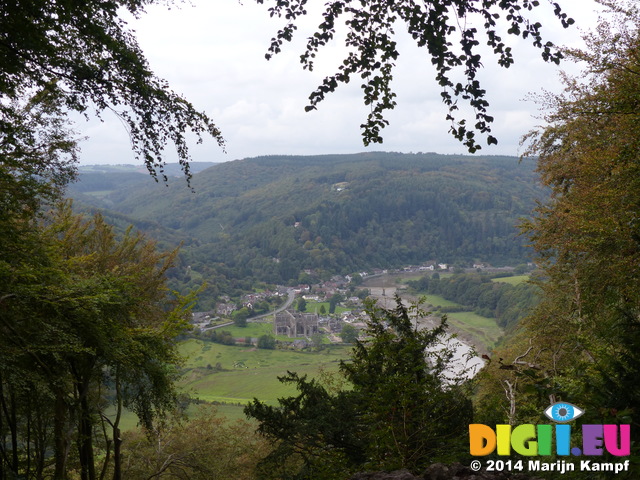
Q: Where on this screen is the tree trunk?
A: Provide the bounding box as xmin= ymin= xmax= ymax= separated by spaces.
xmin=112 ymin=368 xmax=122 ymax=480
xmin=78 ymin=385 xmax=96 ymax=480
xmin=53 ymin=392 xmax=69 ymax=480
xmin=0 ymin=379 xmax=19 ymax=478
xmin=112 ymin=427 xmax=122 ymax=480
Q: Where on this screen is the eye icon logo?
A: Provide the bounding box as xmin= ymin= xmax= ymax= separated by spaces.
xmin=544 ymin=402 xmax=584 ymax=423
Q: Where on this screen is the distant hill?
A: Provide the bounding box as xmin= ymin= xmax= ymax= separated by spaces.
xmin=68 ymin=152 xmax=547 ymax=308
xmin=76 ymin=161 xmax=218 ymax=175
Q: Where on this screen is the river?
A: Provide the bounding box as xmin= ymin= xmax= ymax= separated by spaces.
xmin=367 ymin=285 xmax=485 ymax=379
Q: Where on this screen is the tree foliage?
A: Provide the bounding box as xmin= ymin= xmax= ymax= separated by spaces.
xmin=485 ymin=1 xmax=640 ymax=459
xmin=233 ymin=306 xmax=250 ymax=327
xmin=296 ymin=297 xmax=307 ymax=312
xmin=245 ymin=297 xmax=472 ymax=478
xmin=121 ymin=406 xmax=270 ymax=480
xmin=0 ymin=204 xmax=192 ymax=479
xmin=0 ymin=88 xmax=79 ymax=222
xmin=342 ymin=298 xmax=473 ymax=471
xmin=1 ymin=0 xmax=224 ymax=181
xmin=245 ymin=371 xmax=365 ymax=479
xmin=71 ymin=153 xmax=544 ymax=307
xmin=257 ymin=334 xmax=277 ymax=349
xmin=339 ymin=323 xmax=358 ymax=343
xmin=255 ymin=0 xmax=573 ymax=151
xmin=64 ymin=152 xmax=545 ymax=311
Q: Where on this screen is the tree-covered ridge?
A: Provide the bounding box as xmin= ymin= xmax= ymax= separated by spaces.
xmin=69 ymin=152 xmax=547 ymax=306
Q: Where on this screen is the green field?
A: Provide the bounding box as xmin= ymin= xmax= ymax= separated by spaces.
xmin=179 ymin=339 xmax=351 ymax=405
xmin=491 ymin=275 xmax=529 ymax=285
xmin=209 ymin=320 xmax=303 ymax=342
xmin=419 ymin=294 xmax=460 ymax=309
xmin=445 ymin=311 xmax=503 ymax=349
xmin=416 ymin=294 xmax=503 ymax=349
xmin=109 ymin=340 xmax=351 ymax=429
xmin=303 ymin=300 xmax=350 ymax=315
xmin=114 ymin=302 xmax=502 ymax=429
xmin=214 ymin=321 xmax=274 ymax=339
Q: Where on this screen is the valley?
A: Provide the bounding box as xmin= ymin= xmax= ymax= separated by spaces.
xmin=169 ymin=268 xmax=528 ymax=423
xmin=70 ymin=152 xmax=546 ymax=309
xmin=70 ymin=153 xmax=541 ymax=425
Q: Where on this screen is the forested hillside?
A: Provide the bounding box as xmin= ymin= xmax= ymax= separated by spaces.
xmin=70 ymin=152 xmax=546 ymax=307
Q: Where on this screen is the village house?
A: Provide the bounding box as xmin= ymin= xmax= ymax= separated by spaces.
xmin=320 ymin=316 xmax=343 ymax=333
xmin=347 ymin=296 xmax=363 ymax=306
xmin=216 ymin=303 xmax=237 ymax=316
xmin=330 ymin=275 xmax=348 ymax=287
xmin=293 ymin=284 xmax=311 ymax=295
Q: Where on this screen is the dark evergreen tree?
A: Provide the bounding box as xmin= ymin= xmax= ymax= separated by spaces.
xmin=245 ymin=297 xmax=473 ymax=478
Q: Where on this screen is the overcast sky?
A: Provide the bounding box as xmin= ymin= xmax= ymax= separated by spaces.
xmin=76 ymin=0 xmax=604 ymax=166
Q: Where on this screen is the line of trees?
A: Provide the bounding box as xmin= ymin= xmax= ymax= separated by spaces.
xmin=516 ymin=0 xmax=640 ymax=430
xmin=1 ymin=202 xmax=194 ymax=479
xmin=473 ymin=5 xmax=640 ymax=473
xmin=407 ymin=272 xmax=540 ymax=330
xmin=1 ymin=1 xmax=218 ymax=477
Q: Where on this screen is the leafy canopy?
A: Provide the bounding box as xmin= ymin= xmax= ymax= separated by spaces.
xmin=255 ymin=0 xmax=574 ymax=152
xmin=1 ymin=0 xmax=225 ymax=181
xmin=497 ymin=0 xmax=640 ymax=439
xmin=0 ymin=203 xmax=193 ymax=478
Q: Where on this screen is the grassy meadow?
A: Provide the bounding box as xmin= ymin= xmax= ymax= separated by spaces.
xmin=214 ymin=321 xmax=273 ymax=339
xmin=445 ymin=311 xmax=503 ymax=349
xmin=419 ymin=294 xmax=503 ymax=349
xmin=112 ymin=290 xmax=504 ymax=428
xmin=110 ymin=302 xmax=502 ymax=428
xmin=179 ymin=339 xmax=351 ymax=405
xmin=302 ymin=300 xmax=350 ymax=315
xmin=419 ymin=294 xmax=461 ymax=309
xmin=491 ymin=274 xmax=529 ymax=285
